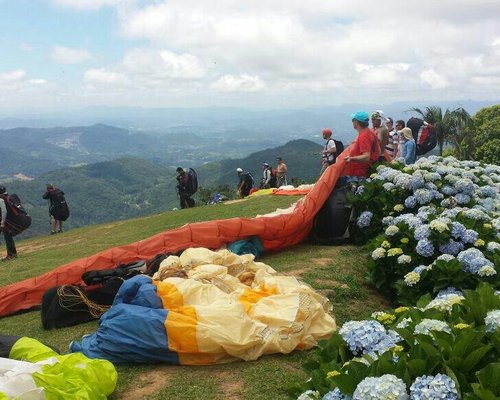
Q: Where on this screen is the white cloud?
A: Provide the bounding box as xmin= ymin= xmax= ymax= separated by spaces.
xmin=15 ymin=0 xmax=500 ymax=108
xmin=420 ymin=69 xmax=450 ymax=90
xmin=84 ymin=69 xmax=129 ymax=85
xmin=29 ymin=79 xmax=48 ymax=85
xmin=211 ymin=74 xmax=266 ymax=92
xmin=52 ymin=46 xmax=91 ymax=64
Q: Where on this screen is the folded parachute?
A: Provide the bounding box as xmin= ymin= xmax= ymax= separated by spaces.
xmin=70 ymin=248 xmax=336 ymax=365
xmin=0 ymin=336 xmax=117 ymax=399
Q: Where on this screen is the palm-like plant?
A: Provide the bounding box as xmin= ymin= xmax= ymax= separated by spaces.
xmin=408 ymin=106 xmax=472 ymax=158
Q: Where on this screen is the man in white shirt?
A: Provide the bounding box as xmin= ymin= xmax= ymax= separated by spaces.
xmin=320 ymin=128 xmax=337 ymax=174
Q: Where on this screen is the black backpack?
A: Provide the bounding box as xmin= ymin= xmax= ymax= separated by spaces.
xmin=334 ymin=140 xmax=344 ymax=157
xmin=244 ymin=172 xmax=254 ymax=188
xmin=311 ymin=186 xmax=353 ymax=244
xmin=187 ymin=168 xmax=198 ymax=194
xmin=407 ymin=117 xmax=437 ymax=156
xmin=1 ymin=194 xmax=32 ymax=236
xmin=50 ymin=189 xmax=70 ymax=221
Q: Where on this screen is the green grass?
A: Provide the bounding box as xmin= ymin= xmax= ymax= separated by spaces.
xmin=0 ymin=195 xmax=388 ymax=399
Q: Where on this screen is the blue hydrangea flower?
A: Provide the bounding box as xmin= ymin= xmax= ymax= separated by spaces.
xmin=322 ymin=387 xmax=351 ymax=400
xmin=462 ymin=208 xmax=489 ymax=221
xmin=455 ymin=178 xmax=476 ymax=195
xmin=357 ymin=211 xmax=373 ymax=228
xmin=416 ymin=239 xmax=435 ymax=257
xmin=383 ymin=182 xmax=395 ymax=191
xmin=455 ymin=193 xmax=471 ymax=204
xmin=410 ymin=374 xmax=458 ymax=400
xmin=450 ymin=222 xmax=466 ymax=239
xmin=405 ymin=196 xmax=417 ymax=209
xmin=353 ymin=375 xmax=408 ymax=400
xmin=414 ymin=189 xmax=433 ymax=205
xmin=409 ymin=174 xmax=425 ymax=191
xmin=461 ymin=229 xmax=479 ymax=244
xmin=424 ymin=181 xmax=438 ymax=191
xmin=479 ymin=185 xmax=498 ymax=198
xmin=441 ymin=185 xmax=456 ymax=196
xmin=439 ymin=239 xmax=464 ymax=256
xmin=457 ymin=248 xmax=493 ymax=274
xmin=339 ymin=320 xmax=401 ymax=356
xmin=414 ymin=225 xmax=431 ymax=240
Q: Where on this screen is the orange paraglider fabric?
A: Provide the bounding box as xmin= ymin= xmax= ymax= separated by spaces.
xmin=0 ymin=152 xmax=351 ymax=317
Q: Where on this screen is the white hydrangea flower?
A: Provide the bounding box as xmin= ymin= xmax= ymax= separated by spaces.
xmin=404 ymin=272 xmax=420 ymax=286
xmin=372 ymin=248 xmax=386 ymax=260
xmin=385 ymin=225 xmax=400 ymax=236
xmin=353 ymin=375 xmax=408 ymax=400
xmin=423 ymin=294 xmax=464 ymax=313
xmin=485 ymin=310 xmax=500 ymax=332
xmin=414 ymin=319 xmax=451 ymax=336
xmin=397 ymin=255 xmax=412 ymax=264
xmin=478 ymin=266 xmax=497 ymax=277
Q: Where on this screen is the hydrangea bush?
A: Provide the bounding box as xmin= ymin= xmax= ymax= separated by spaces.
xmin=291 ymin=157 xmax=500 ymax=400
xmin=290 ymin=284 xmax=500 ymax=399
xmin=349 ymin=157 xmax=500 ymax=302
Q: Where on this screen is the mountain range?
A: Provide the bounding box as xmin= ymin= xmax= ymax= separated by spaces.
xmin=6 ymin=138 xmax=322 ymax=238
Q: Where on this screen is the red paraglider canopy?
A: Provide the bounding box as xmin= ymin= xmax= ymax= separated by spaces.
xmin=0 ymin=152 xmax=358 ymax=317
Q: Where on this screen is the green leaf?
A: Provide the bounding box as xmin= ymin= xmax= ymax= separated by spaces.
xmin=463 ymin=345 xmax=492 ymax=371
xmin=406 ymin=359 xmax=426 ymax=377
xmin=476 ymin=363 xmax=500 ymax=396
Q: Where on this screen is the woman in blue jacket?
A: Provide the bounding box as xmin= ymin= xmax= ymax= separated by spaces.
xmin=401 ymin=127 xmax=416 ymax=164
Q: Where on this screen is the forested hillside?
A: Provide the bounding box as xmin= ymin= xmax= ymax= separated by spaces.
xmin=7 ymin=139 xmax=323 ymax=238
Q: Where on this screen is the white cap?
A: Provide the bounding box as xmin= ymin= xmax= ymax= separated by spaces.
xmin=236 ymin=168 xmax=243 ymax=172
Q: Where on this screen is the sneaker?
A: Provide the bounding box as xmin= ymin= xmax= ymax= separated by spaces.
xmin=51 ymin=231 xmax=56 ymax=235
xmin=1 ymin=254 xmax=17 ymax=261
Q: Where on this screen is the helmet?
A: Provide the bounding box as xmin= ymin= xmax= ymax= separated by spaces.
xmin=262 ymin=162 xmax=269 ymax=167
xmin=0 ymin=185 xmax=5 ymax=194
xmin=322 ymin=128 xmax=332 ymax=136
xmin=236 ymin=168 xmax=243 ymax=173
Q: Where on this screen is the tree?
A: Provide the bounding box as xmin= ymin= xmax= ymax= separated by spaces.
xmin=471 ymin=105 xmax=500 ymax=164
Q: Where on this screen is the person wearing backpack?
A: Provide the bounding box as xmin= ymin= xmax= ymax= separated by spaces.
xmin=236 ymin=168 xmax=254 ymax=198
xmin=43 ymin=184 xmax=70 ymax=234
xmin=260 ymin=162 xmax=276 ymax=189
xmin=176 ymin=167 xmax=195 ymax=209
xmin=320 ymin=128 xmax=344 ymax=174
xmin=0 ymin=185 xmax=17 ymax=261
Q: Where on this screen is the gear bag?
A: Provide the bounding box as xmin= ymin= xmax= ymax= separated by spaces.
xmin=407 ymin=117 xmax=437 ymax=156
xmin=49 ymin=189 xmax=70 ymax=221
xmin=311 ymin=186 xmax=353 ymax=244
xmin=1 ymin=194 xmax=32 ymax=236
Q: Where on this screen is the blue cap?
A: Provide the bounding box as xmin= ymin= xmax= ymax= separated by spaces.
xmin=350 ymin=111 xmax=370 ymax=123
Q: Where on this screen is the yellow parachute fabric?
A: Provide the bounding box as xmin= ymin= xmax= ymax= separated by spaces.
xmin=153 ymin=248 xmax=336 ymax=364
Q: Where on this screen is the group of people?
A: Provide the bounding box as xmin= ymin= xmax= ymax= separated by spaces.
xmin=0 ymin=183 xmax=69 ymax=261
xmin=236 ymin=157 xmax=288 ymax=198
xmin=321 ymin=110 xmax=416 ymax=173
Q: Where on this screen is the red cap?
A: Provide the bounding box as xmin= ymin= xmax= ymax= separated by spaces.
xmin=322 ymin=128 xmax=332 ymax=136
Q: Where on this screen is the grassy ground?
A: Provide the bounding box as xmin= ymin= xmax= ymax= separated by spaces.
xmin=0 ymin=195 xmax=388 ymax=399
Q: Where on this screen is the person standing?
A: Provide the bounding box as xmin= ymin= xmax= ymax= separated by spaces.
xmin=371 ymin=111 xmax=389 ymax=161
xmin=394 ymin=120 xmax=406 ymax=159
xmin=401 ymin=127 xmax=417 ymax=164
xmin=385 ymin=117 xmax=398 ymax=160
xmin=343 ymin=111 xmax=380 ymax=178
xmin=176 ymin=167 xmax=195 ymax=209
xmin=275 ymin=157 xmax=288 ymax=187
xmin=43 ymin=184 xmax=70 ymax=234
xmin=0 ymin=185 xmax=17 ymax=261
xmin=320 ymin=128 xmax=337 ymax=175
xmin=236 ymin=168 xmax=254 ymax=198
xmin=260 ymin=162 xmax=273 ymax=189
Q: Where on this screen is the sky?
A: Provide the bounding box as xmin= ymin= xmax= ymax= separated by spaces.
xmin=1 ymin=0 xmax=500 ymax=113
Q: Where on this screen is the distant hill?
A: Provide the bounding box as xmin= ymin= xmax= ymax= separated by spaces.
xmin=7 ymin=139 xmax=323 ymax=238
